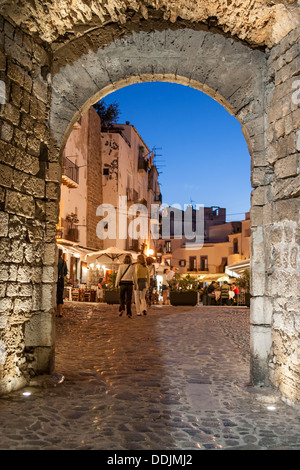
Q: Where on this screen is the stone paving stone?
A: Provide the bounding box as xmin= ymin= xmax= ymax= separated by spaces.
xmin=0 ymin=302 xmax=300 ymax=450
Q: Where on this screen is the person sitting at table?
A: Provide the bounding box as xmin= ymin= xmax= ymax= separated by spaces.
xmin=231 ymin=282 xmax=240 ymax=304
xmin=220 ymin=281 xmax=230 ymax=305
xmin=73 ymin=279 xmax=80 ymax=287
xmin=97 ymin=277 xmax=104 ymax=302
xmin=207 ymin=281 xmax=217 ymax=305
xmin=232 ymin=283 xmax=240 ymax=295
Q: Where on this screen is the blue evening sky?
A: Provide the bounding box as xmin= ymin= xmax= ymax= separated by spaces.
xmin=101 ymin=82 xmax=251 ymax=222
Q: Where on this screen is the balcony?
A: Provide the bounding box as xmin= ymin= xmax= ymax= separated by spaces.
xmin=62 ymin=157 xmax=79 ymax=188
xmin=154 ymin=192 xmax=162 ymax=203
xmin=56 ymin=217 xmax=80 ymax=242
xmin=127 ymin=239 xmax=139 ymax=252
xmin=187 ymin=268 xmax=209 ymax=273
xmin=138 ymin=157 xmax=148 ymax=172
xmin=102 ymin=126 xmax=131 ymax=147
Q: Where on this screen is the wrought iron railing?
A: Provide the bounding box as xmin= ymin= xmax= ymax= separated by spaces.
xmin=62 ymin=157 xmax=79 ymax=184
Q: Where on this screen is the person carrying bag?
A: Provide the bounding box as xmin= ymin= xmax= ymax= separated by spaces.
xmin=134 ymin=254 xmax=150 ymax=316
xmin=115 ymin=255 xmax=135 ymax=318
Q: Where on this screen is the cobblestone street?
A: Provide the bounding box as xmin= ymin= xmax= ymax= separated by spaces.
xmin=0 ymin=302 xmax=300 ymax=451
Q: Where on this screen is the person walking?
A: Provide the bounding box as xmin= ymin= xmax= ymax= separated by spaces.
xmin=162 ymin=268 xmax=169 ymax=305
xmin=56 ymin=249 xmax=68 ymax=318
xmin=115 ymin=255 xmax=135 ymax=318
xmin=134 ymin=254 xmax=150 ymax=316
xmin=146 ymin=256 xmax=156 ymax=307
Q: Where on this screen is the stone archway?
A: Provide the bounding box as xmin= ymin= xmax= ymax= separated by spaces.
xmin=50 ymin=25 xmax=268 ymax=385
xmin=0 ymin=5 xmax=299 ymax=404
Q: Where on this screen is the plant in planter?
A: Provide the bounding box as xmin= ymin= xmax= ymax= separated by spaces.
xmin=236 ymin=269 xmax=251 ymax=307
xmin=66 ymin=212 xmax=79 ymax=241
xmin=169 ymin=274 xmax=198 ymax=306
xmin=103 ymin=272 xmax=120 ymax=304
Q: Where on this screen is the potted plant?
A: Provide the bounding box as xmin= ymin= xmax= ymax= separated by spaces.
xmin=201 ymin=286 xmax=209 ymax=305
xmin=103 ymin=272 xmax=120 ymax=304
xmin=236 ymin=269 xmax=250 ymax=307
xmin=169 ymin=274 xmax=198 ymax=306
xmin=66 ymin=212 xmax=79 ymax=242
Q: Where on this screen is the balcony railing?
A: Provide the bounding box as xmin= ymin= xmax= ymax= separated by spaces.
xmin=62 ymin=157 xmax=79 ymax=187
xmin=154 ymin=193 xmax=162 ymax=203
xmin=57 ymin=217 xmax=80 ymax=242
xmin=102 ymin=126 xmax=131 ymax=147
xmin=138 ymin=157 xmax=148 ymax=172
xmin=187 ymin=267 xmax=209 ymax=273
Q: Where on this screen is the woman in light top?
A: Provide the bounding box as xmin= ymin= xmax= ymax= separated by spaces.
xmin=134 ymin=254 xmax=150 ymax=316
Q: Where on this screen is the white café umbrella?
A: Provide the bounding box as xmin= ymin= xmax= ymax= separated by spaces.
xmin=86 ymin=246 xmax=137 ymax=270
xmin=217 ymin=275 xmax=230 ymax=282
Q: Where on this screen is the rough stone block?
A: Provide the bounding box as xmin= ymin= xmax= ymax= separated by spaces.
xmin=42 ymin=243 xmax=57 ymax=266
xmin=251 ymin=186 xmax=269 ymax=206
xmin=0 ymin=212 xmax=8 ymax=237
xmin=41 ymin=283 xmax=55 ymax=311
xmin=5 ymin=189 xmax=35 ymax=218
xmin=0 ymin=162 xmax=13 ymax=188
xmin=273 ymin=198 xmax=300 ymax=222
xmin=250 ymin=325 xmax=272 ymax=386
xmin=251 ymin=296 xmax=273 ymax=326
xmin=274 ymin=154 xmax=298 ymax=179
xmin=24 ymin=312 xmax=54 ymax=347
xmin=32 ymin=77 xmax=48 ymax=104
xmin=272 ymin=175 xmax=300 ymax=200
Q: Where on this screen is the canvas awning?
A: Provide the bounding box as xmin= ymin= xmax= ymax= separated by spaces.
xmin=86 ymin=246 xmax=138 ymax=262
xmin=184 ymin=273 xmax=232 ymax=282
xmin=56 ymin=239 xmax=92 ymax=258
xmin=225 ymin=259 xmax=250 ymax=278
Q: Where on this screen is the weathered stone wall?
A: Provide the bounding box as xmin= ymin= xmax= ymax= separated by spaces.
xmin=251 ymin=26 xmax=300 ymax=404
xmin=1 ymin=0 xmax=299 ymax=48
xmin=0 ymin=7 xmax=299 ymax=406
xmin=0 ymin=18 xmax=58 ymax=393
xmin=50 ymin=27 xmax=266 ymax=147
xmin=86 ymin=108 xmax=103 ymax=250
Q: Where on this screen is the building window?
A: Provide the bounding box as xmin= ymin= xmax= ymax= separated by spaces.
xmin=233 ymin=238 xmax=239 ymax=254
xmin=221 ymin=257 xmax=228 ymax=272
xmin=103 ymin=168 xmax=109 ymax=176
xmin=179 ymin=259 xmax=186 ymax=267
xmin=189 ymin=256 xmax=197 ymax=271
xmin=165 ymin=241 xmax=172 ymax=253
xmin=200 ymin=256 xmax=208 ymax=271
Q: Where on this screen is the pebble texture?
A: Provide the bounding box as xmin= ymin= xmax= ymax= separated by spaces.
xmin=0 ymin=303 xmax=299 ymax=450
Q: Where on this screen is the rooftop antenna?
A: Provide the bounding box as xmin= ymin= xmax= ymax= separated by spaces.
xmin=151 ymin=146 xmax=165 ymax=174
xmin=189 ymin=197 xmax=196 ymax=209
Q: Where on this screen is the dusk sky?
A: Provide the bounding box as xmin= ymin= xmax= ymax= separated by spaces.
xmin=101 ymin=82 xmax=252 ymax=222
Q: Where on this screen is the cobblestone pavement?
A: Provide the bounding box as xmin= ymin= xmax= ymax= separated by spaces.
xmin=0 ymin=302 xmax=300 ymax=450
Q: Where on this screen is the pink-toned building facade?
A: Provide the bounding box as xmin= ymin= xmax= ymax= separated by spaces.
xmin=58 ymin=110 xmax=161 ymax=284
xmin=158 ymin=209 xmax=250 ymax=281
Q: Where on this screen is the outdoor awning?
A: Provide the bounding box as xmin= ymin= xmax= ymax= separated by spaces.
xmin=85 ymin=246 xmax=138 ymax=263
xmin=56 ymin=239 xmax=93 ymax=258
xmin=225 ymin=259 xmax=250 ymax=278
xmin=183 ymin=272 xmax=232 ymax=282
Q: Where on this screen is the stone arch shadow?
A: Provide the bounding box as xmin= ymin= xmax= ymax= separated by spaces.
xmin=49 ymin=27 xmax=268 ymax=387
